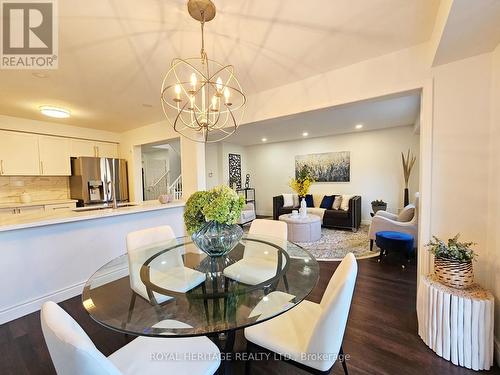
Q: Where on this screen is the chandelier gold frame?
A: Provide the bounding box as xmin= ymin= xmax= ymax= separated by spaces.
xmin=161 ymin=0 xmax=246 ymax=143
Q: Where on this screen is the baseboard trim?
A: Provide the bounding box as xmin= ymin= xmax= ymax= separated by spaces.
xmin=495 ymin=337 xmax=500 ymax=367
xmin=0 ymin=265 xmax=128 ymax=324
xmin=361 ymin=219 xmax=371 ymax=225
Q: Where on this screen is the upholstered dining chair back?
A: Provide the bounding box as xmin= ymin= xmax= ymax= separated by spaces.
xmin=247 ymin=219 xmax=288 ymax=260
xmin=41 ymin=301 xmax=121 ymax=375
xmin=126 ymin=225 xmax=180 ymax=300
xmin=306 ymin=253 xmax=358 ymax=357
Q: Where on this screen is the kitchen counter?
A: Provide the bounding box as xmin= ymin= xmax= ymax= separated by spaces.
xmin=0 ymin=200 xmax=186 ymax=324
xmin=0 ymin=200 xmax=185 ymax=232
xmin=0 ymin=199 xmax=78 ymax=209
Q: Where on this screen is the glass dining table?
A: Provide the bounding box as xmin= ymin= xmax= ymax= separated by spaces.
xmin=82 ymin=234 xmax=319 ymax=356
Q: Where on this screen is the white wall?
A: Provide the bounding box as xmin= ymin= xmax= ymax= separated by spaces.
xmin=119 ymin=120 xmax=206 ymax=201
xmin=489 ymin=44 xmax=500 ymax=361
xmin=246 ymin=126 xmax=419 ymax=219
xmin=431 ymin=53 xmax=492 ymax=289
xmin=205 ymin=142 xmax=248 ymax=190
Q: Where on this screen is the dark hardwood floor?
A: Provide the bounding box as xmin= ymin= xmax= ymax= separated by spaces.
xmin=1 ymin=254 xmax=498 ymax=375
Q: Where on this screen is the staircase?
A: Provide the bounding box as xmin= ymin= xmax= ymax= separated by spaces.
xmin=145 ymin=170 xmax=182 ymax=201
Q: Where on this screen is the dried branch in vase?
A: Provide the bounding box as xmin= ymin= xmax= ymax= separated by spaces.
xmin=401 ymin=149 xmax=416 ymax=188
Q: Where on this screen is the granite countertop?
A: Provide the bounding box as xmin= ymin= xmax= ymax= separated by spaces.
xmin=0 ymin=199 xmax=78 ymax=209
xmin=0 ymin=200 xmax=185 ymax=232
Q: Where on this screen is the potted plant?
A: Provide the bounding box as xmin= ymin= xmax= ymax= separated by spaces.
xmin=184 ymin=185 xmax=245 ymax=257
xmin=289 ymin=166 xmax=314 ymax=217
xmin=426 ymin=234 xmax=477 ymax=289
xmin=371 ymin=199 xmax=387 ymax=213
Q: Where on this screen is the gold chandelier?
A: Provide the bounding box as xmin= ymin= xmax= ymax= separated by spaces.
xmin=161 ymin=0 xmax=246 ymax=143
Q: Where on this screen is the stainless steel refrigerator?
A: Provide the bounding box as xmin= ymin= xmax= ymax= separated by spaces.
xmin=70 ymin=157 xmax=129 ymax=206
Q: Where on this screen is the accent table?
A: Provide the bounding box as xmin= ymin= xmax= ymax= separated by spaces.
xmin=279 ymin=214 xmax=321 ymax=243
xmin=417 ymin=274 xmax=495 ymax=371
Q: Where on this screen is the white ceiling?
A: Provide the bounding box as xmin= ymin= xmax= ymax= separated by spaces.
xmin=433 ymin=0 xmax=500 ymax=66
xmin=225 ymin=91 xmax=421 ymax=146
xmin=0 ymin=0 xmax=439 ymax=132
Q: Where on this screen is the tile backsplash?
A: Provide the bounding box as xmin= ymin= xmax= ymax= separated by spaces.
xmin=0 ymin=176 xmax=70 ymax=204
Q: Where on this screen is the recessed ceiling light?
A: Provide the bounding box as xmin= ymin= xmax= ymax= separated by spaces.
xmin=142 ymin=103 xmax=153 ymax=108
xmin=32 ymin=72 xmax=48 ymax=78
xmin=355 ymin=124 xmax=363 ymax=129
xmin=39 ymin=106 xmax=71 ymax=118
xmin=302 ymin=132 xmax=309 ymax=137
xmin=261 ymin=138 xmax=267 ymax=142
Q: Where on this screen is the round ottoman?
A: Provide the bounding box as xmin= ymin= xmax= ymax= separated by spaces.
xmin=278 ymin=214 xmax=321 ymax=243
xmin=375 ymin=231 xmax=414 ymax=268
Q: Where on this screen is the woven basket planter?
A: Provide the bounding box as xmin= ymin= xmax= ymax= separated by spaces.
xmin=434 ymin=257 xmax=474 ymax=289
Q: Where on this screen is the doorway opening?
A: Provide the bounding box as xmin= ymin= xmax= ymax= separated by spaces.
xmin=141 ymin=138 xmax=182 ymax=201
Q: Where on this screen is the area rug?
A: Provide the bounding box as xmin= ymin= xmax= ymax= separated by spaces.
xmin=244 ymin=223 xmax=379 ymax=261
xmin=294 ymin=225 xmax=379 ymax=261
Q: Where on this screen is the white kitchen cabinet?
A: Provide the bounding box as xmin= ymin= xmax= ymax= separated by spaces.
xmin=0 ymin=207 xmax=16 ymax=216
xmin=0 ymin=131 xmax=40 ymax=175
xmin=44 ymin=202 xmax=76 ymax=212
xmin=70 ymin=139 xmax=96 ymax=158
xmin=38 ymin=136 xmax=71 ymax=176
xmin=95 ymin=142 xmax=118 ymax=158
xmin=18 ymin=205 xmax=44 ymax=215
xmin=70 ymin=139 xmax=118 ymax=158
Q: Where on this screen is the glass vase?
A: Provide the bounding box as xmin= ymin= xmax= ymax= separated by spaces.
xmin=192 ymin=221 xmax=243 ymax=257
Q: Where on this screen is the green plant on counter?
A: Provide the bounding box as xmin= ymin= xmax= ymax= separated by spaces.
xmin=184 ymin=185 xmax=245 ymax=234
xmin=426 ymin=234 xmax=477 ymax=262
xmin=371 ymin=199 xmax=387 ymax=205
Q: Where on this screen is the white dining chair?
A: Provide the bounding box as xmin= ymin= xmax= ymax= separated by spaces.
xmin=223 ymin=219 xmax=287 ymax=285
xmin=126 ymin=225 xmax=206 ymax=305
xmin=244 ymin=253 xmax=358 ymax=374
xmin=41 ymin=301 xmax=220 ymax=375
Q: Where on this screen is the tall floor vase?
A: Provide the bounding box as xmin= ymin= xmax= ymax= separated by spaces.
xmin=404 ymin=188 xmax=409 ymax=207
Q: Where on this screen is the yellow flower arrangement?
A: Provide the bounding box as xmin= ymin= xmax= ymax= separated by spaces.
xmin=289 ymin=166 xmax=314 ymax=197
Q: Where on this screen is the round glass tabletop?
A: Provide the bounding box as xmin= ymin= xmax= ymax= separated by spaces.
xmin=82 ymin=234 xmax=319 ymax=337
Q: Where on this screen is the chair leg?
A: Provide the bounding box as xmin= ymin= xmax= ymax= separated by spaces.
xmin=339 ymin=345 xmax=348 ymax=375
xmin=125 ymin=293 xmax=136 ymax=326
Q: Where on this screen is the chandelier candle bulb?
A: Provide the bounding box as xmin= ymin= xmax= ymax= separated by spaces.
xmin=174 ymin=84 xmax=182 ymax=102
xmin=216 ymin=77 xmax=223 ymax=94
xmin=224 ymin=87 xmax=231 ymax=105
xmin=190 ymin=73 xmax=197 ymax=93
xmin=211 ymin=96 xmax=218 ymax=111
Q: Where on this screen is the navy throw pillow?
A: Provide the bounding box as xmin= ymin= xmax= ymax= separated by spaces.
xmin=304 ymin=194 xmax=314 ymax=207
xmin=320 ymin=195 xmax=334 ymax=209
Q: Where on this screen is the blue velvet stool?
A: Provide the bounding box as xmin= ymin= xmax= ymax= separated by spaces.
xmin=375 ymin=231 xmax=414 ymax=268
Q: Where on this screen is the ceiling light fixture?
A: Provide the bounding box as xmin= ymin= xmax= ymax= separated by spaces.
xmin=302 ymin=132 xmax=309 ymax=137
xmin=39 ymin=106 xmax=70 ymax=118
xmin=261 ymin=138 xmax=267 ymax=142
xmin=355 ymin=124 xmax=363 ymax=129
xmin=161 ymin=0 xmax=246 ymax=143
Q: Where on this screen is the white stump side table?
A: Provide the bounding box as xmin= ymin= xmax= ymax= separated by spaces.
xmin=278 ymin=214 xmax=321 ymax=243
xmin=417 ymin=274 xmax=494 ymax=371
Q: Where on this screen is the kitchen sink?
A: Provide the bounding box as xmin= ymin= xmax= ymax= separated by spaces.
xmin=72 ymin=203 xmax=138 ymax=212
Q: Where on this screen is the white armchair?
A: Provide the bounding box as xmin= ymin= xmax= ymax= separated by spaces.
xmin=368 ymin=193 xmax=419 ymax=250
xmin=237 ymin=202 xmax=256 ymax=225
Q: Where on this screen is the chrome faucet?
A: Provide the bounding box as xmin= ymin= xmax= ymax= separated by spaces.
xmin=111 ymin=160 xmax=118 ymax=209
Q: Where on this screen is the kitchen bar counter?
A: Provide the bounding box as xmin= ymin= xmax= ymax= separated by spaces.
xmin=0 ymin=200 xmax=184 ymax=232
xmin=0 ymin=200 xmax=185 ymax=324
